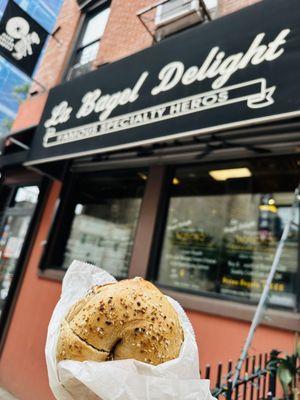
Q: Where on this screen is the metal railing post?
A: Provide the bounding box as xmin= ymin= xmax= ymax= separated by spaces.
xmin=226 ymin=380 xmax=233 ymax=400
xmin=268 ymin=352 xmax=277 ymax=398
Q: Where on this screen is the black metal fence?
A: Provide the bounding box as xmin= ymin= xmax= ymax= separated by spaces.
xmin=203 ymin=353 xmax=277 ymax=400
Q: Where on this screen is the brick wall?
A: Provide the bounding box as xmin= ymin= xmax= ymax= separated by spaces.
xmin=218 ymin=0 xmax=261 ymax=16
xmin=30 ymin=0 xmax=80 ymax=94
xmin=95 ymin=0 xmax=153 ymax=66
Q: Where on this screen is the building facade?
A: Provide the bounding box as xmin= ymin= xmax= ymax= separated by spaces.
xmin=0 ymin=0 xmax=299 ymax=399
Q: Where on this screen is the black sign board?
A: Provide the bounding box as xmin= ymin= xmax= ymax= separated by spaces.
xmin=0 ymin=0 xmax=48 ymax=76
xmin=27 ymin=0 xmax=300 ymax=165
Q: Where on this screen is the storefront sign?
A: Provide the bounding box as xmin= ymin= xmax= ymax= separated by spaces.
xmin=27 ymin=0 xmax=300 ymax=165
xmin=0 ymin=0 xmax=48 ymax=76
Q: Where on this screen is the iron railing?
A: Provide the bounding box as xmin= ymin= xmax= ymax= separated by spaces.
xmin=204 ymin=352 xmax=277 ymax=400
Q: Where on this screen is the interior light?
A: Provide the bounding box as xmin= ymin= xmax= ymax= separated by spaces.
xmin=209 ymin=167 xmax=252 ymax=181
xmin=268 ymin=198 xmax=276 ymax=205
xmin=138 ymin=172 xmax=147 ymax=181
xmin=75 ymin=204 xmax=83 ymax=215
xmin=172 ymin=177 xmax=180 ymax=185
xmin=179 ymin=269 xmax=185 ymax=278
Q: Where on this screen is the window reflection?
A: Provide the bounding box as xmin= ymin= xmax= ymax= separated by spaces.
xmin=158 ymin=159 xmax=299 ymax=309
xmin=63 ymin=198 xmax=143 ymax=277
xmin=67 ymin=5 xmax=110 ymax=79
xmin=14 ymin=186 xmax=39 ymax=206
xmin=56 ymin=170 xmax=146 ymax=278
xmin=0 ymin=186 xmax=39 ymax=315
xmin=79 ymin=8 xmax=110 ymax=48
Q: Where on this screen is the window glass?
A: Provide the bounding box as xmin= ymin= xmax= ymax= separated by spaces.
xmin=80 ymin=8 xmax=110 ymax=47
xmin=67 ymin=5 xmax=110 ymax=79
xmin=157 ymin=158 xmax=299 ymax=309
xmin=14 ymin=186 xmax=39 ymax=207
xmin=75 ymin=41 xmax=100 ymax=67
xmin=57 ymin=170 xmax=146 ymax=278
xmin=0 ymin=185 xmax=39 ymax=316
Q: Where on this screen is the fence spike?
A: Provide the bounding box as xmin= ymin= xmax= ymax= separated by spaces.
xmin=205 ymin=364 xmax=211 ymax=380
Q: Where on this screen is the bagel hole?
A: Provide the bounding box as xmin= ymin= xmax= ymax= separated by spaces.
xmin=106 ymin=338 xmax=122 ymax=361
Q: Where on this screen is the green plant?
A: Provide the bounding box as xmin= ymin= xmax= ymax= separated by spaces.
xmin=12 ymin=82 xmax=30 ymax=103
xmin=267 ymin=345 xmax=300 ymax=400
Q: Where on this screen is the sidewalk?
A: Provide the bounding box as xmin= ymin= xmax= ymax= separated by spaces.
xmin=0 ymin=388 xmax=17 ymax=400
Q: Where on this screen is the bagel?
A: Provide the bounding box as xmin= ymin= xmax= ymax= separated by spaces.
xmin=56 ymin=277 xmax=183 ymax=365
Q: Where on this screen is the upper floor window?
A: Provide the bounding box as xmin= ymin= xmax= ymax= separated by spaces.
xmin=155 ymin=0 xmax=218 ymax=41
xmin=67 ymin=4 xmax=110 ymax=80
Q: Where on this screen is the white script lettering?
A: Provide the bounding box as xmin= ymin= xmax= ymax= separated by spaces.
xmin=44 ymin=101 xmax=73 ymax=128
xmin=151 ymin=29 xmax=290 ymax=94
xmin=76 ymin=72 xmax=149 ymax=121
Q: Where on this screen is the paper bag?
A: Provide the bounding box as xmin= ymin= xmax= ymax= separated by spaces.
xmin=45 ymin=260 xmax=215 ymax=400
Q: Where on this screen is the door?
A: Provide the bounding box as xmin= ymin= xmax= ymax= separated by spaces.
xmin=0 ymin=185 xmax=40 ymax=342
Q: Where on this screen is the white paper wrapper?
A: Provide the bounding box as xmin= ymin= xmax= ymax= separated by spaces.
xmin=45 ymin=260 xmax=215 ymax=400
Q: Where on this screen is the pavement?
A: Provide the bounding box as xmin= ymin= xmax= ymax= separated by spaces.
xmin=0 ymin=388 xmax=17 ymax=400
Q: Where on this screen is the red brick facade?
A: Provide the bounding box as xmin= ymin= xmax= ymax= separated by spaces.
xmin=30 ymin=0 xmax=80 ymax=93
xmin=94 ymin=0 xmax=153 ymax=66
xmin=11 ymin=0 xmax=261 ymax=133
xmin=219 ymin=0 xmax=261 ymax=16
xmin=11 ymin=92 xmax=48 ymax=133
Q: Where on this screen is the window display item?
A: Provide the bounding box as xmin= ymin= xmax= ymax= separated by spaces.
xmin=0 ymin=185 xmax=39 ymax=317
xmin=157 ymin=160 xmax=299 ymax=309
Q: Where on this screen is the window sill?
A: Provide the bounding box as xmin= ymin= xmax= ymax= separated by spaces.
xmin=38 ymin=268 xmax=65 ymax=281
xmin=162 ymin=288 xmax=300 ymax=332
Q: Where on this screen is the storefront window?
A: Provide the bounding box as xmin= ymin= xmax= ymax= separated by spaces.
xmin=48 ymin=170 xmax=146 ymax=278
xmin=157 ymin=158 xmax=299 ymax=310
xmin=0 ymin=186 xmax=39 ymax=316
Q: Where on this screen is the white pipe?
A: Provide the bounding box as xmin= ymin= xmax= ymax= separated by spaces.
xmin=232 ymin=185 xmax=300 ymax=387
